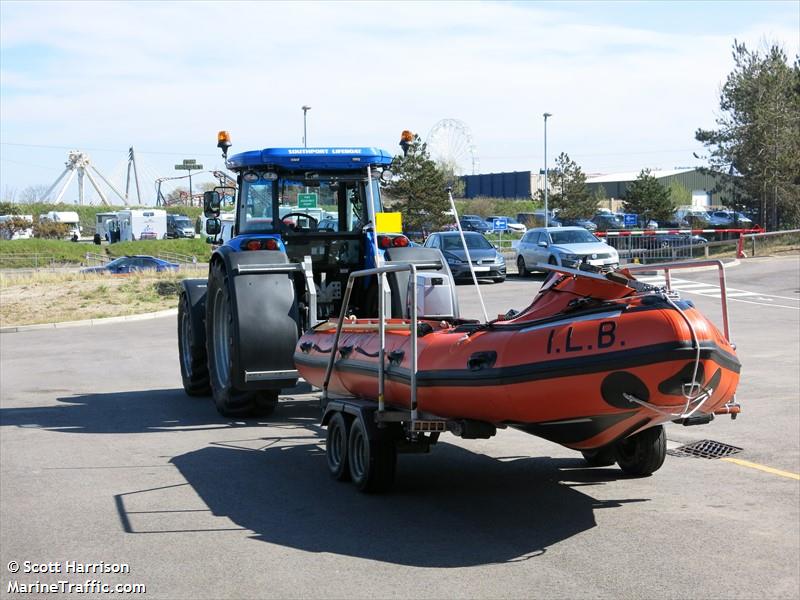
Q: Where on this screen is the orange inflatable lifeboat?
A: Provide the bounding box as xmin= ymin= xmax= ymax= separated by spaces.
xmin=295 ymin=266 xmax=741 ymax=460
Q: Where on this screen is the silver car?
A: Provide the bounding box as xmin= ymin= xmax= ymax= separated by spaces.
xmin=516 ymin=226 xmax=619 ymax=276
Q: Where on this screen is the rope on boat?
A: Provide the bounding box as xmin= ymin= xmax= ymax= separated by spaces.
xmin=622 ymin=292 xmax=711 ymax=419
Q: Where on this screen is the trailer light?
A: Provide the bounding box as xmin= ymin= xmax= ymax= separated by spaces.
xmin=378 ymin=235 xmax=393 ymax=249
xmin=263 ymin=238 xmax=279 ymax=250
xmin=392 ymin=235 xmax=410 ymax=247
xmin=245 ymin=240 xmax=262 ymax=251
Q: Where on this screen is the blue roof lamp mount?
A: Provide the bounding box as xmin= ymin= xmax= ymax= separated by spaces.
xmin=228 ymin=147 xmax=393 ymax=171
xmin=216 ymin=129 xmax=392 ymax=171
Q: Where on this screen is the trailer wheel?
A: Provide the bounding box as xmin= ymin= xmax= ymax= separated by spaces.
xmin=348 ymin=418 xmax=396 ymax=493
xmin=206 ymin=261 xmax=269 ymax=418
xmin=178 ymin=291 xmax=210 ymax=396
xmin=614 ymin=425 xmax=666 ymax=477
xmin=581 ymin=447 xmax=616 ymax=467
xmin=326 ymin=412 xmax=351 ymax=481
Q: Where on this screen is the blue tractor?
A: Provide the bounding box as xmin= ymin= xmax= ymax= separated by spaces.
xmin=178 ymin=132 xmax=457 ymax=417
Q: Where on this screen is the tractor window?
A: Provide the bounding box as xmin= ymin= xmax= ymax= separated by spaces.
xmin=240 ymin=179 xmax=275 ymax=233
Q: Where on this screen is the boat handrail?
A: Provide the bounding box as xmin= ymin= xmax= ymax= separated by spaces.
xmin=321 ymin=261 xmax=441 ymax=422
xmin=536 ymin=260 xmax=731 ymax=343
xmin=623 ymin=259 xmax=731 ymax=343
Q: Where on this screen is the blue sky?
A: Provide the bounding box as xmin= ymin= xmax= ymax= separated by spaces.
xmin=1 ymin=0 xmax=798 ymax=204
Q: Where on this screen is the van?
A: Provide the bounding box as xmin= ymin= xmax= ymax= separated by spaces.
xmin=167 ymin=214 xmax=196 ymax=238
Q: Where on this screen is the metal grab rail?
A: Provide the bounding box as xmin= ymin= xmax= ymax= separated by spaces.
xmin=320 ymin=261 xmax=441 ymax=422
xmin=624 ymin=259 xmax=732 ymax=343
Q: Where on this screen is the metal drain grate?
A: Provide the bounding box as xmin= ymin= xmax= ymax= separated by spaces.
xmin=668 ymin=439 xmax=742 ymax=459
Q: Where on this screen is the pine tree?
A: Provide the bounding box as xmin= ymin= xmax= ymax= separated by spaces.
xmin=546 ymin=153 xmax=596 ymax=219
xmin=695 ymin=40 xmax=800 ymax=228
xmin=624 ymin=169 xmax=674 ymax=223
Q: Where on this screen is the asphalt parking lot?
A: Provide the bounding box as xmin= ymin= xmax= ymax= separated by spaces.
xmin=1 ymin=255 xmax=798 ymax=599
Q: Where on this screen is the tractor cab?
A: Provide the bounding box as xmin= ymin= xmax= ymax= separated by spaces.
xmin=204 ymin=140 xmax=404 ymax=320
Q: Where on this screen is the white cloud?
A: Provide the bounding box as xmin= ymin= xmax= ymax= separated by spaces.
xmin=1 ymin=0 xmax=797 ymax=199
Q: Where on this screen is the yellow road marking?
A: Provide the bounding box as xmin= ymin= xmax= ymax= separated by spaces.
xmin=722 ymin=457 xmax=800 ymax=480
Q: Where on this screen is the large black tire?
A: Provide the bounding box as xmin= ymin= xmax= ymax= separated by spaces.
xmin=348 ymin=418 xmax=396 ymax=493
xmin=326 ymin=412 xmax=351 ymax=481
xmin=177 ymin=291 xmax=211 ymax=396
xmin=581 ymin=447 xmax=616 ymax=467
xmin=615 ymin=425 xmax=667 ymax=477
xmin=205 ymin=261 xmax=278 ymax=418
xmin=517 ymin=255 xmax=528 ymax=278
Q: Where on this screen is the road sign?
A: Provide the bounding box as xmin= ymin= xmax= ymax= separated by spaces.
xmin=492 ymin=217 xmax=509 ymax=232
xmin=297 ymin=193 xmax=318 ymax=208
xmin=175 ymin=164 xmax=203 ymax=170
xmin=182 ymin=159 xmax=196 ymax=165
xmin=623 ymin=213 xmax=638 ymax=227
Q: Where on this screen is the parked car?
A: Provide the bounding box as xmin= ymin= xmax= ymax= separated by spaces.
xmin=671 ymin=208 xmax=711 ymax=229
xmin=705 ymin=210 xmax=753 ymax=228
xmin=423 ymin=231 xmax=506 ymax=283
xmin=591 ymin=213 xmax=625 ymax=231
xmin=459 ymin=215 xmax=492 ymax=233
xmin=516 ymin=226 xmax=619 ymax=276
xmin=80 ymin=255 xmax=179 ymax=275
xmin=655 ymin=234 xmax=708 ymax=248
xmin=558 ymin=218 xmax=597 ymax=232
xmin=485 ymin=215 xmax=527 ymax=233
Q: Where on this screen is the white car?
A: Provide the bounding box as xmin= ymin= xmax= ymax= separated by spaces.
xmin=516 ymin=226 xmax=619 ymax=276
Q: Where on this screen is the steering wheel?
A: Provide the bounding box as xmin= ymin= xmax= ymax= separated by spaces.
xmin=281 ymin=212 xmax=318 ymax=232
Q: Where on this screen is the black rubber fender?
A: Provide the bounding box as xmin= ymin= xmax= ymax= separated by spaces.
xmin=211 ymin=247 xmax=300 ymax=391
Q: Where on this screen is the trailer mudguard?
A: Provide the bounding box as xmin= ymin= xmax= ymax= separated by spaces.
xmin=180 ymin=278 xmax=209 ymax=348
xmin=383 ymin=247 xmax=460 ymax=319
xmin=214 ymin=247 xmax=301 ymax=391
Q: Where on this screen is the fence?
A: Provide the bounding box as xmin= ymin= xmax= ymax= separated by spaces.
xmin=0 ymin=253 xmax=58 ymax=270
xmin=157 ymin=251 xmax=199 ymax=266
xmin=741 ymin=229 xmax=800 ymax=257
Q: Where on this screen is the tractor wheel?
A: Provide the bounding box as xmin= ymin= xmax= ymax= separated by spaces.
xmin=206 ymin=261 xmax=276 ymax=418
xmin=178 ymin=291 xmax=210 ymax=396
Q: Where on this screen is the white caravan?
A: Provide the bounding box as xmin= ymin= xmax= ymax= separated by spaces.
xmin=117 ymin=209 xmax=167 ymax=241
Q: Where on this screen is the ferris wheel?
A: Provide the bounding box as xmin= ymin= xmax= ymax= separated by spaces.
xmin=426 ymin=118 xmax=479 ymax=175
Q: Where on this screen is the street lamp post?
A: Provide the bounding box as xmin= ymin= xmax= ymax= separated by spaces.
xmin=302 ymin=105 xmax=311 ymax=147
xmin=543 ymin=112 xmax=552 ymax=227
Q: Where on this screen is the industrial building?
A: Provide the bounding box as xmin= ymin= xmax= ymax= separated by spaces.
xmin=461 ymin=168 xmax=732 ymax=208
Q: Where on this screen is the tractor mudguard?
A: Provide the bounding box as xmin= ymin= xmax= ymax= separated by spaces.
xmin=213 ymin=246 xmax=301 ymax=391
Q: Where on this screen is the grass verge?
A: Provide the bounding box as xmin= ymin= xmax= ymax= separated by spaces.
xmin=0 ymin=269 xmax=205 ymax=327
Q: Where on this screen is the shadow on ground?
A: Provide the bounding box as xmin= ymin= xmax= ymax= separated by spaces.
xmin=161 ymin=436 xmax=646 ymax=567
xmin=2 ymin=386 xmax=648 ymax=567
xmin=0 ymin=383 xmax=318 ymax=434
